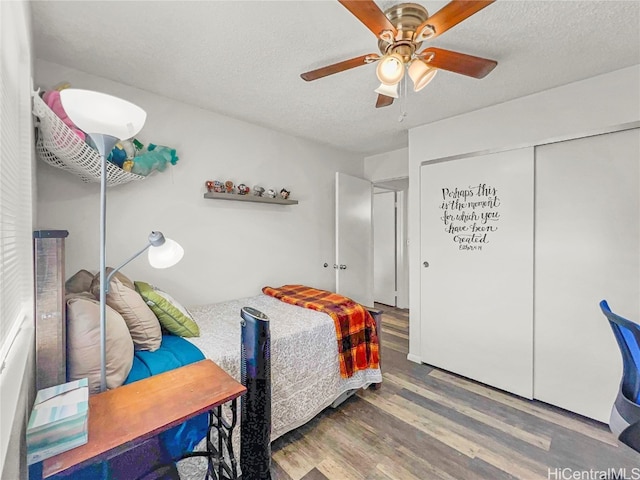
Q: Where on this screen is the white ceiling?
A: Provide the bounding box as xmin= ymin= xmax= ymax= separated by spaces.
xmin=31 ymin=1 xmax=640 ymax=155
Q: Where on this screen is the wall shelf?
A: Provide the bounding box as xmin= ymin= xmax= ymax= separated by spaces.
xmin=203 ymin=192 xmax=298 ymax=205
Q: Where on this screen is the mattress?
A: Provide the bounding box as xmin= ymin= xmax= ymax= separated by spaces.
xmin=186 ymin=293 xmax=382 ymax=440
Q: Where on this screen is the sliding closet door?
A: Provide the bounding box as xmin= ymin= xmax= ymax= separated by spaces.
xmin=534 ymin=128 xmax=640 ymax=422
xmin=420 ymin=148 xmax=534 ymax=398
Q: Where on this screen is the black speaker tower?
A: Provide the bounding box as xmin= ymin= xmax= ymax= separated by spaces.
xmin=240 ymin=306 xmax=272 ymax=480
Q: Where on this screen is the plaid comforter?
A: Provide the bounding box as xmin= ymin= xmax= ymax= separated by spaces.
xmin=262 ymin=285 xmax=380 ymax=378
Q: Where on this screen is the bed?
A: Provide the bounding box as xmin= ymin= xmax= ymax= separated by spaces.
xmin=188 ymin=293 xmax=382 ymax=439
xmin=175 ymin=292 xmax=382 ymax=478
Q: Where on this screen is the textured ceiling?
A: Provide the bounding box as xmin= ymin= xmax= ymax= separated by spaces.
xmin=31 ymin=1 xmax=640 ymax=155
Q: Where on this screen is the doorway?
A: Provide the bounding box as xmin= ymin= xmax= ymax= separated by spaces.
xmin=373 ymin=178 xmax=408 ymax=309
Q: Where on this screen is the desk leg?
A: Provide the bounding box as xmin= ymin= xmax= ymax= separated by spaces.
xmin=212 ymin=398 xmax=238 ymax=480
xmin=181 ymin=398 xmax=239 ymax=480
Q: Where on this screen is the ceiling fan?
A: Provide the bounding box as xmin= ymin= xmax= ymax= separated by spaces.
xmin=301 ymin=0 xmax=498 ymax=108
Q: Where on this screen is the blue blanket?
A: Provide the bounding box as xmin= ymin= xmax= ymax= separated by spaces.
xmin=125 ymin=334 xmax=208 ymax=460
xmin=125 ymin=334 xmax=205 ymax=383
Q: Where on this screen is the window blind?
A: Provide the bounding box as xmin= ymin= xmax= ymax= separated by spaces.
xmin=0 ymin=5 xmax=34 ymax=369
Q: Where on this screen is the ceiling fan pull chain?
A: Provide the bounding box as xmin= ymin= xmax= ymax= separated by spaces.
xmin=398 ymin=70 xmax=408 ymax=123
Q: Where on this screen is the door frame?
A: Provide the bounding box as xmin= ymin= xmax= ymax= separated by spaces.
xmin=373 ymin=178 xmax=409 ymax=309
xmin=373 ymin=189 xmax=397 ymax=306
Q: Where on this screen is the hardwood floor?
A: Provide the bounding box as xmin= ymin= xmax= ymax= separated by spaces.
xmin=270 ymin=304 xmax=639 ymax=480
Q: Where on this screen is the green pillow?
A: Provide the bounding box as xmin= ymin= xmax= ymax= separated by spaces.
xmin=134 ymin=281 xmax=199 ymax=337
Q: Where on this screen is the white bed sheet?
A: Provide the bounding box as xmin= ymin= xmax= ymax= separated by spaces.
xmin=186 ymin=293 xmax=382 ymax=440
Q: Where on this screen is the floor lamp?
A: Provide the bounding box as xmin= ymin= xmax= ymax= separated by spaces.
xmin=59 ymin=89 xmax=183 ymax=392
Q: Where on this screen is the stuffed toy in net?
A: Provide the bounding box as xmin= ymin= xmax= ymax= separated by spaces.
xmin=43 ymin=90 xmax=86 ymax=141
xmin=131 ymin=144 xmax=179 ymax=176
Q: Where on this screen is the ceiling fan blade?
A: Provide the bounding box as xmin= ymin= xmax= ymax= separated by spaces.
xmin=415 ymin=0 xmax=495 ymax=40
xmin=338 ymin=0 xmax=397 ymax=40
xmin=421 ymin=47 xmax=497 ymax=78
xmin=376 ymin=94 xmax=394 ymax=108
xmin=301 ymin=54 xmax=378 ymax=81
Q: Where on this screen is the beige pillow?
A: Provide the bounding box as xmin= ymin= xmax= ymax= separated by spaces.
xmin=66 ymin=294 xmax=134 ymax=394
xmin=65 ymin=269 xmax=94 ymax=294
xmin=90 ymin=270 xmax=161 ymax=352
xmin=90 ymin=267 xmax=135 ymax=291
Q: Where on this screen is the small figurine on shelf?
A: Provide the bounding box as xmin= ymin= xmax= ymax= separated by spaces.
xmin=280 ymin=188 xmax=291 ymax=200
xmin=253 ymin=186 xmax=265 ymax=197
xmin=265 ymin=189 xmax=277 ymax=198
xmin=225 ymin=181 xmax=235 ymax=194
xmin=205 ymin=180 xmax=215 ymax=192
xmin=237 ymin=184 xmax=250 ymax=195
xmin=213 ymin=181 xmax=225 ymax=193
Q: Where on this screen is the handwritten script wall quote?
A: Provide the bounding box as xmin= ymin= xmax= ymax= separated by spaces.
xmin=439 ymin=183 xmax=501 ymax=251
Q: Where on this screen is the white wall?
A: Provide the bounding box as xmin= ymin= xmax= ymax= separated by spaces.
xmin=407 ymin=65 xmax=640 ymax=362
xmin=0 ymin=1 xmax=36 ymax=478
xmin=364 ymin=147 xmax=408 ymax=182
xmin=35 ymin=60 xmax=363 ymax=307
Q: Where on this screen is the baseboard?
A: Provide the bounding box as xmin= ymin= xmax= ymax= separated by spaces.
xmin=406 ymin=353 xmax=421 ymax=364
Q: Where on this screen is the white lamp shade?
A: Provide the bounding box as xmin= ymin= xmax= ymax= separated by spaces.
xmin=59 ymin=89 xmax=147 ymax=139
xmin=374 ymin=82 xmax=399 ymax=99
xmin=148 ymin=238 xmax=184 ymax=269
xmin=408 ymin=60 xmax=438 ymax=92
xmin=376 ymin=53 xmax=405 ymax=85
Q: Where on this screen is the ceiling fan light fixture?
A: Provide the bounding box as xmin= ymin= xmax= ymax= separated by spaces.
xmin=374 ymin=82 xmax=399 ymax=99
xmin=414 ymin=24 xmax=436 ymax=43
xmin=409 ymin=60 xmax=438 ymax=92
xmin=376 ymin=53 xmax=405 ymax=85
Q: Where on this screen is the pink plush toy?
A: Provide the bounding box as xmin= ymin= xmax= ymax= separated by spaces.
xmin=43 ymin=90 xmax=86 ymax=141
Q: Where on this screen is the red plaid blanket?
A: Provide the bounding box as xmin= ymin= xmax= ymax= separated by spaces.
xmin=262 ymin=284 xmax=380 ymax=378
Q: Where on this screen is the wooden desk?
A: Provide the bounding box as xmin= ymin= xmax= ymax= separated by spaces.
xmin=43 ymin=359 xmax=246 ymax=479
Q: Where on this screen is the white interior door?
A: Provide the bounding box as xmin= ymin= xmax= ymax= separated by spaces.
xmin=534 ymin=128 xmax=640 ymax=422
xmin=336 ymin=172 xmax=373 ymax=307
xmin=420 ymin=148 xmax=534 ymax=398
xmin=374 ymin=191 xmax=396 ymax=306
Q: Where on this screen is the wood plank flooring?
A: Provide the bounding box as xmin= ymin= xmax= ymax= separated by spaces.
xmin=270 ymin=304 xmax=640 ymax=480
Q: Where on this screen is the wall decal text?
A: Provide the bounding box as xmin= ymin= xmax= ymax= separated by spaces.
xmin=439 ymin=183 xmax=501 ymax=251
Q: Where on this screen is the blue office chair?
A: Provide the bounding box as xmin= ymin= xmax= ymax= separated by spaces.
xmin=600 ymin=300 xmax=640 ymax=452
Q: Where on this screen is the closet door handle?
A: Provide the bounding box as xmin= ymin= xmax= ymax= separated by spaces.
xmin=339 ymin=264 xmax=347 ymax=270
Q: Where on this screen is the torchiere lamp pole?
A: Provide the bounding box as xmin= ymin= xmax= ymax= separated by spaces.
xmin=60 ymin=89 xmax=147 ymax=392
